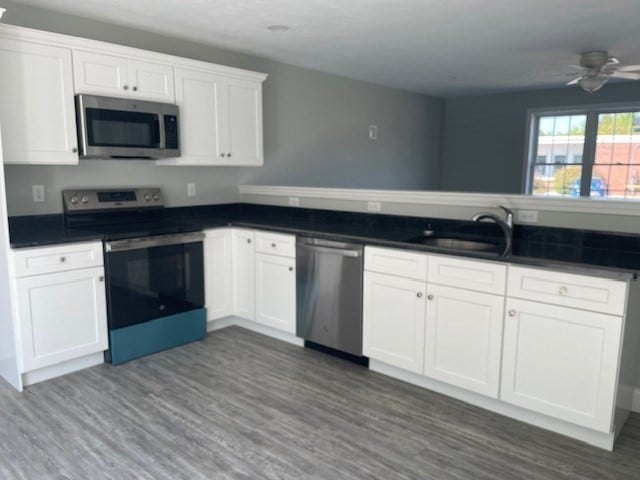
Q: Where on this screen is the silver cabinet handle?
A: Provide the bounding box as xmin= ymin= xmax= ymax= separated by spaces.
xmin=220 ymin=153 xmax=225 ymax=157
xmin=427 ymin=294 xmax=434 ymax=300
xmin=289 ymin=266 xmax=294 ymax=272
xmin=508 ymin=309 xmax=516 ymax=317
xmin=72 ymin=147 xmax=78 ymax=153
xmin=558 ymin=286 xmax=568 ymax=296
xmin=59 ymin=256 xmax=66 ymax=263
xmin=246 ymin=238 xmax=252 ymax=244
xmin=271 ymin=243 xmax=277 ymax=248
xmin=98 ymin=276 xmax=104 ymax=282
xmin=123 ymin=85 xmax=129 ymax=90
xmin=132 ymin=86 xmax=138 ymax=91
xmin=227 ymin=153 xmax=232 ymax=157
xmin=417 ymin=292 xmax=423 ymax=298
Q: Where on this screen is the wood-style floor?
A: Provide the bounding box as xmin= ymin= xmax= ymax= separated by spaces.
xmin=1 ymin=326 xmax=640 ymax=479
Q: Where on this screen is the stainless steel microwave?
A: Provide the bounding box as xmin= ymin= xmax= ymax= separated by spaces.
xmin=75 ymin=94 xmax=180 ymax=159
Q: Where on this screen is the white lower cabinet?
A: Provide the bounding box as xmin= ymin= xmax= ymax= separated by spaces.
xmin=363 ymin=271 xmax=426 ymax=374
xmin=204 ymin=229 xmax=233 ymax=320
xmin=236 ymin=230 xmax=296 ymax=334
xmin=424 ymin=284 xmax=504 ymax=398
xmin=231 ymin=229 xmax=256 ymax=320
xmin=255 ymin=253 xmax=296 ymax=334
xmin=500 ymin=298 xmax=622 ymax=433
xmin=11 ymin=241 xmax=108 ymax=381
xmin=16 ymin=266 xmax=108 ymax=372
xmin=362 ymin=246 xmax=640 ymax=449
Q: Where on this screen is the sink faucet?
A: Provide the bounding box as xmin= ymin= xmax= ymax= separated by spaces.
xmin=471 ymin=205 xmax=513 ymax=257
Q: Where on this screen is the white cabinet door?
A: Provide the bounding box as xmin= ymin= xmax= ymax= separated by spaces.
xmin=424 ymin=284 xmax=504 ymax=398
xmin=74 ymin=51 xmax=174 ymax=101
xmin=501 ymin=298 xmax=622 ymax=433
xmin=204 ymin=229 xmax=232 ymax=320
xmin=127 ymin=59 xmax=174 ymax=101
xmin=0 ymin=39 xmax=78 ymax=165
xmin=158 ymin=69 xmax=263 ymax=166
xmin=170 ymin=67 xmax=224 ymax=164
xmin=363 ymin=271 xmax=426 ymax=374
xmin=254 ymin=253 xmax=296 ymax=333
xmin=220 ymin=77 xmax=263 ymax=165
xmin=73 ymin=50 xmax=128 ymax=96
xmin=16 ymin=267 xmax=108 ymax=372
xmin=231 ymin=229 xmax=255 ymax=320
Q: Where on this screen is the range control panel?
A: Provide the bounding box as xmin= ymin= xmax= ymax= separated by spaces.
xmin=62 ymin=188 xmax=164 ymax=213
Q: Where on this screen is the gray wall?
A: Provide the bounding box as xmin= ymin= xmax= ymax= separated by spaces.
xmin=440 ymin=83 xmax=640 ymax=193
xmin=1 ymin=0 xmax=443 ymax=215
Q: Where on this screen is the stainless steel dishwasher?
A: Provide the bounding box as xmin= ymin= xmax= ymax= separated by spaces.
xmin=296 ymin=236 xmax=364 ymax=358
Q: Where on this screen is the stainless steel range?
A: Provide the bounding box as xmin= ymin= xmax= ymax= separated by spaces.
xmin=63 ymin=188 xmax=206 ymax=364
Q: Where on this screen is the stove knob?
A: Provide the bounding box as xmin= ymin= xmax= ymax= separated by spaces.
xmin=81 ymin=196 xmax=89 ymax=204
xmin=153 ymin=193 xmax=160 ymax=201
xmin=144 ymin=193 xmax=151 ymax=202
xmin=70 ymin=195 xmax=79 ymax=205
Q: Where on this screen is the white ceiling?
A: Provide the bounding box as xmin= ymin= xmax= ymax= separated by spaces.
xmin=13 ymin=0 xmax=640 ymax=97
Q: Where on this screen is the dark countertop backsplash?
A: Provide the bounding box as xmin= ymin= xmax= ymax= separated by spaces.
xmin=8 ymin=202 xmax=640 ymax=275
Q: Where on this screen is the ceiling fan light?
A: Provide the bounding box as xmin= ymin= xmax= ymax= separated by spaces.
xmin=578 ymin=76 xmax=607 ymax=93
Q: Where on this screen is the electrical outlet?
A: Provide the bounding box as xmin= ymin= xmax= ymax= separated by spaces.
xmin=288 ymin=196 xmax=300 ymax=207
xmin=187 ymin=183 xmax=196 ymax=197
xmin=367 ymin=201 xmax=381 ymax=212
xmin=517 ymin=209 xmax=539 ymax=223
xmin=32 ymin=185 xmax=44 ymax=203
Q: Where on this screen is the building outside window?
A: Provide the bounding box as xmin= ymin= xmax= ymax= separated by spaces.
xmin=525 ymin=106 xmax=640 ymax=199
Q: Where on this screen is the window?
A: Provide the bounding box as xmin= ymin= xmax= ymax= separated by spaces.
xmin=526 ymin=106 xmax=640 ymax=200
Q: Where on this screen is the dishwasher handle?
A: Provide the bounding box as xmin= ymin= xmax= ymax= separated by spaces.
xmin=297 ymin=242 xmax=362 ymax=258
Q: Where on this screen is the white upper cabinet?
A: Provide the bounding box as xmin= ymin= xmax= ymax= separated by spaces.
xmin=170 ymin=67 xmax=224 ymax=164
xmin=0 ymin=39 xmax=78 ymax=165
xmin=159 ymin=67 xmax=265 ymax=166
xmin=73 ymin=50 xmax=175 ymax=102
xmin=222 ymin=77 xmax=263 ymax=165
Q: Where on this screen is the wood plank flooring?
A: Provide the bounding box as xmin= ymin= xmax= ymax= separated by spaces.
xmin=1 ymin=326 xmax=640 ymax=479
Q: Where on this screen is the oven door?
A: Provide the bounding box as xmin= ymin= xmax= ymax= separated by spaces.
xmin=104 ymin=233 xmax=205 ymax=330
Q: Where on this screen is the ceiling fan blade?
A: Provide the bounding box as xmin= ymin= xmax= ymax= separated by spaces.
xmin=615 ymin=64 xmax=640 ymax=72
xmin=567 ymin=77 xmax=582 ymax=85
xmin=611 ymin=71 xmax=640 ymax=80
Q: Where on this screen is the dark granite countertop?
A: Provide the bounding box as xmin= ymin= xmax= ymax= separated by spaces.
xmin=8 ymin=203 xmax=639 ymax=281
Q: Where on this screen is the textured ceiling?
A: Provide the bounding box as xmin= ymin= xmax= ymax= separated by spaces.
xmin=12 ymin=0 xmax=640 ymax=97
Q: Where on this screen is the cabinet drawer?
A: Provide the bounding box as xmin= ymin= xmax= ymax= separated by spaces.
xmin=12 ymin=241 xmax=103 ymax=277
xmin=254 ymin=231 xmax=295 ymax=257
xmin=428 ymin=254 xmax=506 ymax=295
xmin=507 ymin=266 xmax=627 ymax=315
xmin=365 ymin=246 xmax=427 ymax=281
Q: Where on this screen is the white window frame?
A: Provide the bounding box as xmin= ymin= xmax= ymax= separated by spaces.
xmin=523 ymin=102 xmax=640 ymax=197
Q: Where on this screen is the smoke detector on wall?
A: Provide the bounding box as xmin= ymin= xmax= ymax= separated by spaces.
xmin=567 ymin=51 xmax=640 ymax=93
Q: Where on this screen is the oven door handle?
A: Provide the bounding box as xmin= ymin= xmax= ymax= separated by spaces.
xmin=105 ymin=232 xmax=204 ymax=252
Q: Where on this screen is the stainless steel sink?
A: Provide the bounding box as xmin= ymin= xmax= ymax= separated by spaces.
xmin=406 ymin=235 xmax=499 ymax=252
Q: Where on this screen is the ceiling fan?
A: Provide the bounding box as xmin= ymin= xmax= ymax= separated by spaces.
xmin=567 ymin=51 xmax=640 ymax=93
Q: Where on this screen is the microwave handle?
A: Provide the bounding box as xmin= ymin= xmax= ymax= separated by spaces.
xmin=75 ymin=95 xmax=89 ymax=156
xmin=158 ymin=114 xmax=166 ymax=149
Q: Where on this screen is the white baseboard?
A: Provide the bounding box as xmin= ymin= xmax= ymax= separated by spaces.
xmin=22 ymin=352 xmax=104 ymax=387
xmin=633 ymin=388 xmax=640 ymax=413
xmin=207 ymin=316 xmax=304 ymax=347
